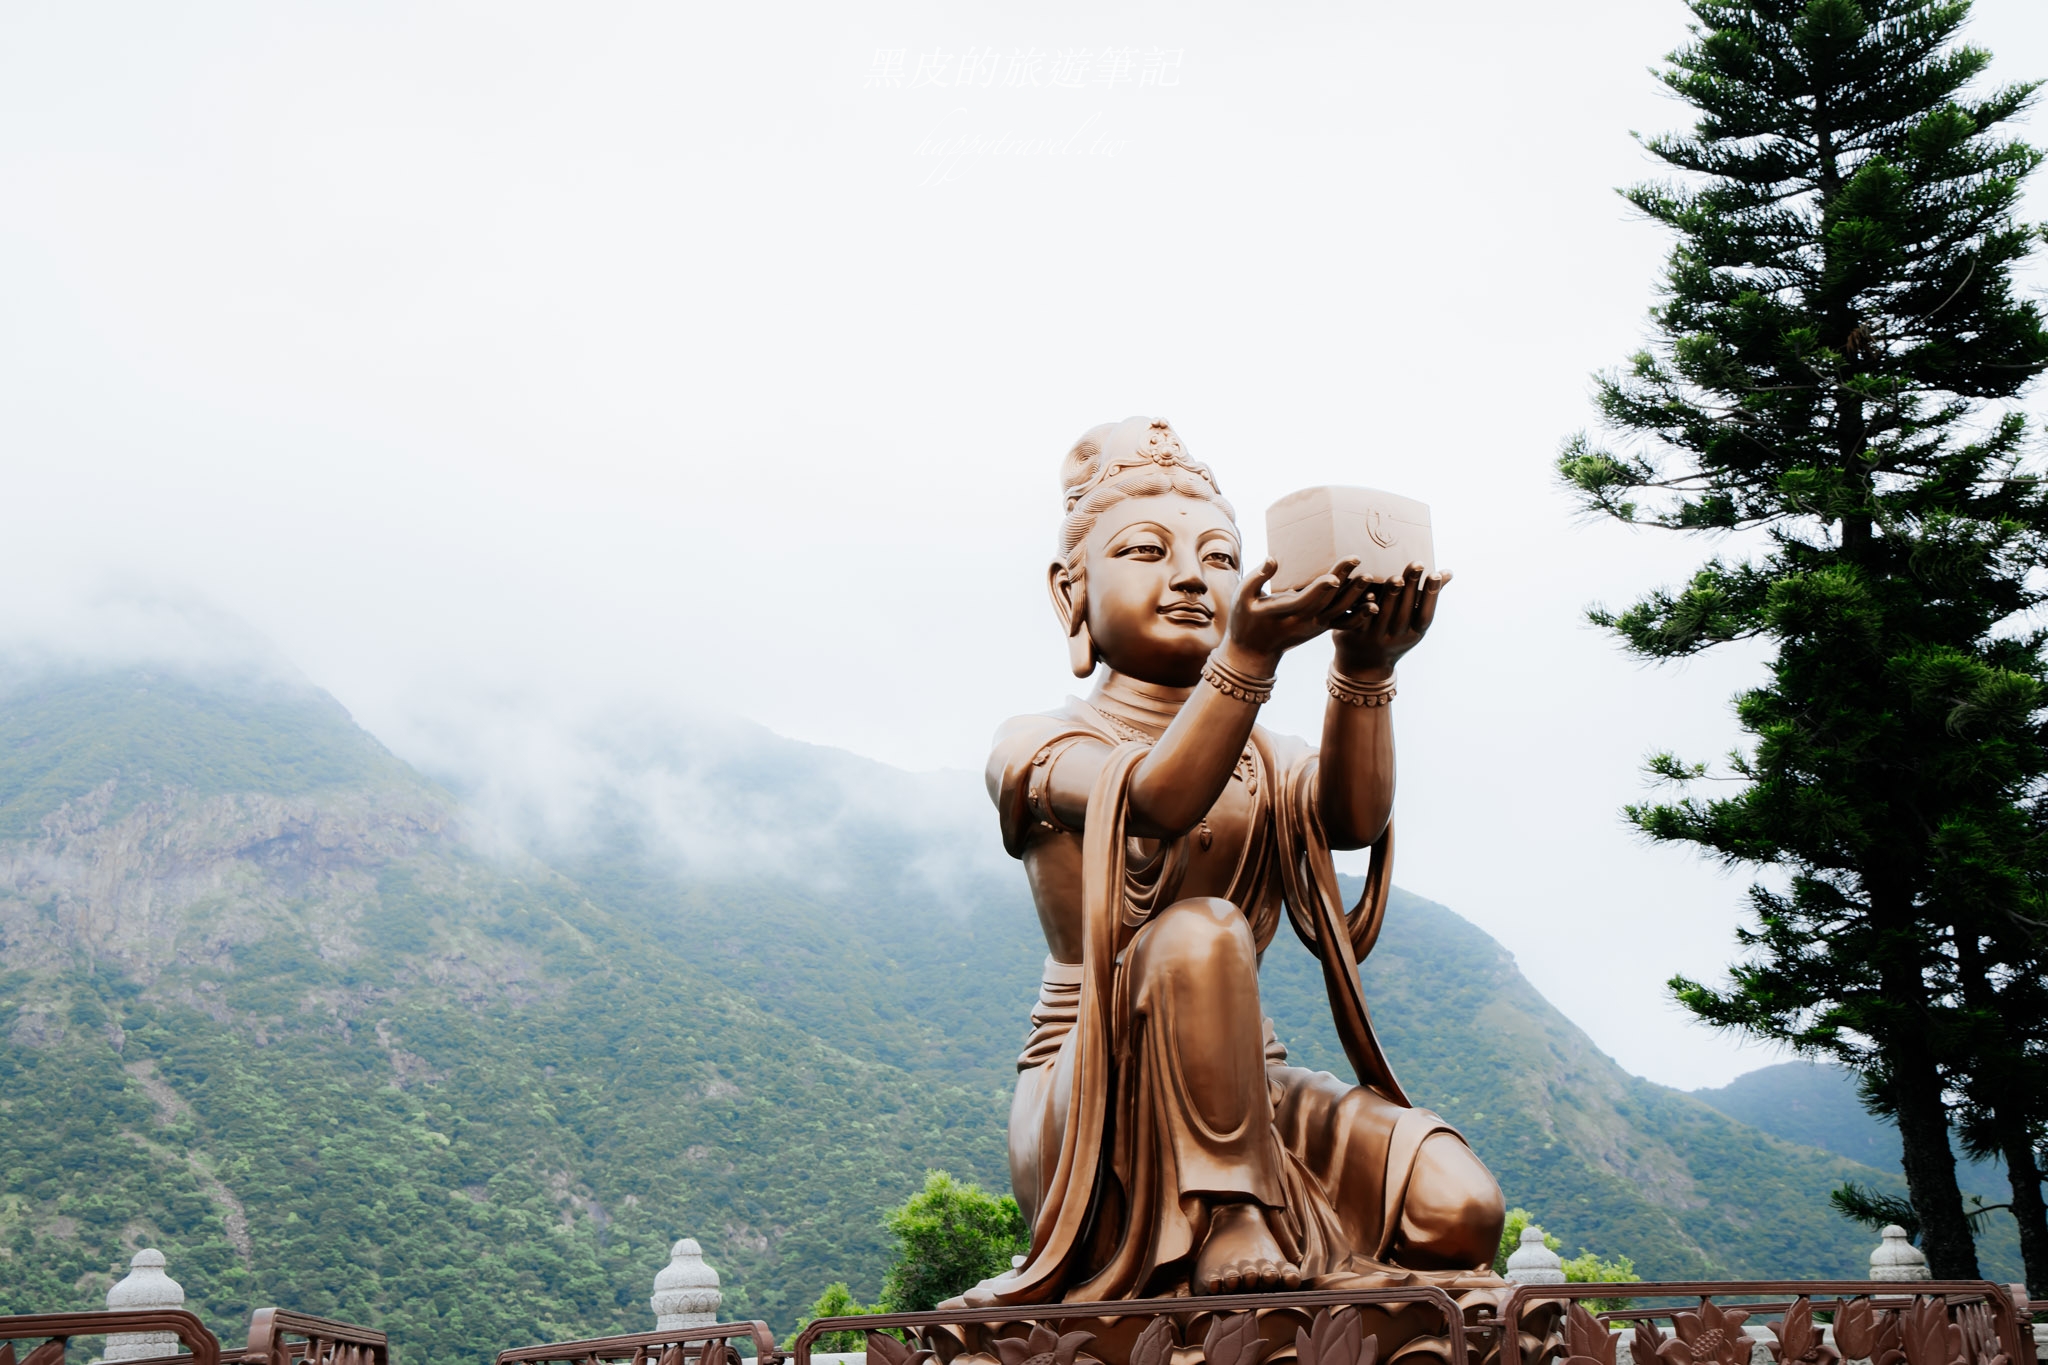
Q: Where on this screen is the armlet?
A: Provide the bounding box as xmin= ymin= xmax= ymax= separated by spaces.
xmin=1024 ymin=734 xmax=1092 ymax=837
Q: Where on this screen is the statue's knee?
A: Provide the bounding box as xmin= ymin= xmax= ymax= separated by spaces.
xmin=1396 ymin=1133 xmax=1506 ymax=1269
xmin=1141 ymin=897 xmax=1253 ymax=967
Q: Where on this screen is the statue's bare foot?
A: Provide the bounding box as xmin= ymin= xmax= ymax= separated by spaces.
xmin=1193 ymin=1201 xmax=1302 ymax=1294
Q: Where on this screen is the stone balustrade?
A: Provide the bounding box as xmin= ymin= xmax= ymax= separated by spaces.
xmin=97 ymin=1251 xmax=184 ymax=1364
xmin=652 ymin=1237 xmax=723 ymax=1332
xmin=1869 ymin=1225 xmax=1932 ymax=1283
xmin=1503 ymin=1226 xmax=1565 ymax=1286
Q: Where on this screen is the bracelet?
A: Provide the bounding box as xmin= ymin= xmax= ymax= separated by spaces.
xmin=1201 ymin=655 xmax=1275 ymax=705
xmin=1328 ymin=668 xmax=1396 ymax=708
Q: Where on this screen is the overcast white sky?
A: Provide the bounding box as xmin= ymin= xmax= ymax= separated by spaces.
xmin=3 ymin=1 xmax=2045 ymax=1090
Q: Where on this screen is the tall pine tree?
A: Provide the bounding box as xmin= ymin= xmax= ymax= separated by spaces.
xmin=1559 ymin=0 xmax=2048 ymax=1280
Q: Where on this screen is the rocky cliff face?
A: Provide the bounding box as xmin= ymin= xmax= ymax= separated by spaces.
xmin=0 ymin=769 xmax=583 ymax=1052
xmin=4 ymin=779 xmax=451 ymax=975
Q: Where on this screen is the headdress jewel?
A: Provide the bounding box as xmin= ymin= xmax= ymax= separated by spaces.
xmin=1060 ymin=417 xmax=1224 ymax=514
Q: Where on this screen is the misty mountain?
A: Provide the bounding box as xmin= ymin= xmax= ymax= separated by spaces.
xmin=0 ymin=668 xmax=1012 ymax=1359
xmin=436 ymin=699 xmax=1955 ymax=1282
xmin=398 ymin=698 xmax=1011 ymax=903
xmin=0 ymin=664 xmax=2017 ymax=1365
xmin=1691 ymin=1060 xmax=2012 ymax=1201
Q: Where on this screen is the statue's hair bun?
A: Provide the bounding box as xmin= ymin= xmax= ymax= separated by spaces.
xmin=1059 ymin=423 xmax=1119 ymax=510
xmin=1055 ymin=416 xmax=1233 ymax=561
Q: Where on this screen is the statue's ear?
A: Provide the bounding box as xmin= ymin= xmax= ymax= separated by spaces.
xmin=1047 ymin=561 xmax=1096 ymax=678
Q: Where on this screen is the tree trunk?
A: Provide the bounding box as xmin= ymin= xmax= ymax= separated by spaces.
xmin=1953 ymin=929 xmax=2047 ymax=1293
xmin=1890 ymin=1055 xmax=1979 ymax=1277
xmin=1872 ymin=894 xmax=1978 ymax=1278
xmin=1834 ymin=388 xmax=1874 ymax=559
xmin=1999 ymin=1115 xmax=2048 ymax=1295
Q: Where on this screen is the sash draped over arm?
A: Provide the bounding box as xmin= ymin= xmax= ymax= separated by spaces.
xmin=980 ymin=739 xmax=1153 ymax=1304
xmin=1264 ymin=742 xmax=1409 ymax=1106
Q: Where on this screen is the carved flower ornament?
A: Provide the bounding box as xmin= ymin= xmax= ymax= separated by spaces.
xmin=1294 ymin=1307 xmax=1375 ymax=1365
xmin=991 ymin=1325 xmax=1098 ymax=1365
xmin=1899 ymin=1296 xmax=1977 ymax=1365
xmin=1562 ymin=1302 xmax=1619 ymax=1365
xmin=865 ymin=1333 xmax=936 ymax=1365
xmin=1659 ymin=1302 xmax=1754 ymax=1365
xmin=1765 ymin=1298 xmax=1841 ymax=1365
xmin=1833 ymin=1298 xmax=1907 ymax=1365
xmin=1124 ymin=1310 xmax=1352 ymax=1365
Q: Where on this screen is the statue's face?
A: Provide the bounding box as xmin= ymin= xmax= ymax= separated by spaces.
xmin=1082 ymin=492 xmax=1242 ymax=686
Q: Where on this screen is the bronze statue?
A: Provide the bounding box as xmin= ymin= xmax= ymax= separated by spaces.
xmin=965 ymin=417 xmax=1506 ymax=1307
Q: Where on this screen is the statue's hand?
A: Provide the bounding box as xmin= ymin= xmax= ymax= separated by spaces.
xmin=1223 ymin=558 xmax=1373 ymax=671
xmin=1333 ymin=563 xmax=1452 ymax=677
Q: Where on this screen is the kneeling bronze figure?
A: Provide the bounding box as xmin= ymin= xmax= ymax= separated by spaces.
xmin=963 ymin=417 xmax=1506 ymax=1309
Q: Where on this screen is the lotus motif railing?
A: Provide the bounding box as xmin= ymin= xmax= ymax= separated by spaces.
xmin=1494 ymin=1282 xmax=2033 ymax=1365
xmin=776 ymin=1287 xmax=1472 ymax=1365
xmin=17 ymin=1277 xmax=2031 ymax=1365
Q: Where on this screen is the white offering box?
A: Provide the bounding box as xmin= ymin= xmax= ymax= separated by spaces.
xmin=1265 ymin=486 xmax=1434 ymax=592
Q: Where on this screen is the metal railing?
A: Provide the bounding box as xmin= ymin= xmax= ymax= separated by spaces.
xmin=495 ymin=1321 xmax=779 ymax=1365
xmin=12 ymin=1277 xmax=2036 ymax=1365
xmin=1492 ymin=1281 xmax=2034 ymax=1365
xmin=785 ymin=1284 xmax=1468 ymax=1365
xmin=1 ymin=1307 xmax=392 ymax=1365
xmin=0 ymin=1312 xmax=221 ymax=1365
xmin=228 ymin=1310 xmax=394 ymax=1365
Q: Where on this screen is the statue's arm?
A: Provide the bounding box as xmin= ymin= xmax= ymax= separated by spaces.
xmin=1316 ymin=565 xmax=1451 ymax=849
xmin=1040 ymin=647 xmax=1271 ymax=839
xmin=1018 ymin=560 xmax=1434 ymax=845
xmin=1316 ymin=693 xmax=1396 ymax=850
xmin=1044 ymin=558 xmax=1376 ymax=839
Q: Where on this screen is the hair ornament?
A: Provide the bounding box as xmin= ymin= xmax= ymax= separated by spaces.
xmin=1060 ymin=417 xmax=1222 ymax=513
xmin=1139 ymin=421 xmax=1186 ymax=466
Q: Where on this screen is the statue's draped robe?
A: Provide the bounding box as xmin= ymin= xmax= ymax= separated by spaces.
xmin=966 ymin=702 xmax=1498 ymax=1306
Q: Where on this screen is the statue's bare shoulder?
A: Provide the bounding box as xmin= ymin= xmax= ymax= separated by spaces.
xmin=985 ymin=702 xmax=1110 ymax=808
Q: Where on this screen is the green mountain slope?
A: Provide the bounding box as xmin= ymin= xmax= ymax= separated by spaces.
xmin=1259 ymin=896 xmax=1908 ymax=1279
xmin=550 ymin=823 xmax=1046 ymax=1096
xmin=529 ymin=729 xmax=1928 ymax=1283
xmin=1687 ymin=1061 xmax=2020 ymax=1272
xmin=1692 ymin=1062 xmax=1905 ymax=1170
xmin=0 ymin=669 xmax=413 ymax=839
xmin=0 ymin=668 xmax=1008 ymax=1363
xmin=2 ymin=663 xmax=2007 ymax=1365
xmin=1690 ymin=1060 xmax=2013 ymax=1193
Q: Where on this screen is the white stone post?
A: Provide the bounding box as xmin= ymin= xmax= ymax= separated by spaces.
xmin=1869 ymin=1225 xmax=1931 ymax=1282
xmin=2011 ymin=1284 xmax=2044 ymax=1356
xmin=652 ymin=1238 xmax=722 ymax=1331
xmin=100 ymin=1250 xmax=185 ymax=1362
xmin=1505 ymin=1226 xmax=1566 ymax=1285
